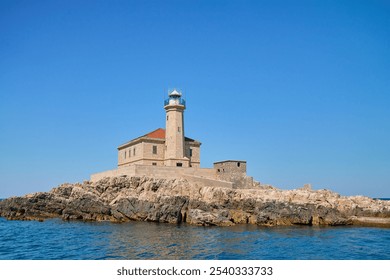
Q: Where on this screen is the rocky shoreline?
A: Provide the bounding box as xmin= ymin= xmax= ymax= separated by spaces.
xmin=1 ymin=176 xmax=390 ymax=227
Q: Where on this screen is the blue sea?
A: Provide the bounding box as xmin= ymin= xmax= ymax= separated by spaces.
xmin=0 ymin=217 xmax=389 ymax=260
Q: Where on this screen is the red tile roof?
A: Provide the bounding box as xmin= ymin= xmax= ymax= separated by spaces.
xmin=145 ymin=128 xmax=165 ymax=139
xmin=118 ymin=127 xmax=201 ymax=149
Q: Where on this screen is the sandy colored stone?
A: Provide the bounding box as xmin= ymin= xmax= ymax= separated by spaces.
xmin=1 ymin=176 xmax=389 ymax=227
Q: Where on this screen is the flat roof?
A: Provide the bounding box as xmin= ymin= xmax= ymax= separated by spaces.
xmin=213 ymin=160 xmax=246 ymax=164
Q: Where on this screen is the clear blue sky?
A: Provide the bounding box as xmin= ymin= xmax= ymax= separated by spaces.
xmin=1 ymin=0 xmax=389 ymax=198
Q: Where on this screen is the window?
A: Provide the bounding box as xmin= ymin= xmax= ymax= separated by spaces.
xmin=133 ymin=148 xmax=136 ymax=156
xmin=152 ymin=162 xmax=157 ymax=166
xmin=237 ymin=162 xmax=240 ymax=167
xmin=167 ymin=116 xmax=169 ymax=120
xmin=189 ymin=148 xmax=193 ymax=157
xmin=124 ymin=151 xmax=127 ymax=159
xmin=178 ymin=126 xmax=181 ymax=132
xmin=176 ymin=163 xmax=183 ymax=167
xmin=152 ymin=145 xmax=157 ymax=154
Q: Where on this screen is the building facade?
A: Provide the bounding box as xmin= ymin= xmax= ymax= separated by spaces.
xmin=117 ymin=90 xmax=201 ymax=168
xmin=214 ymin=160 xmax=252 ymax=189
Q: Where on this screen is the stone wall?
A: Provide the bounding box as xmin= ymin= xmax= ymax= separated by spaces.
xmin=182 ymin=174 xmax=233 ymax=188
xmin=213 ymin=160 xmax=253 ymax=189
xmin=118 ymin=142 xmax=145 ymax=166
xmin=142 ymin=142 xmax=165 ymax=164
xmin=91 ymin=161 xmax=253 ymax=189
xmin=91 ymin=164 xmax=217 ymax=183
xmin=90 ymin=168 xmax=126 ymax=182
xmin=214 ymin=160 xmax=246 ymax=175
xmin=118 ymin=138 xmax=200 ymax=168
xmin=164 ymin=158 xmax=190 ymax=167
xmin=185 ymin=141 xmax=200 ymax=168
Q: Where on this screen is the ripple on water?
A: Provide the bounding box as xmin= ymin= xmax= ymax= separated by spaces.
xmin=0 ymin=218 xmax=389 ymax=260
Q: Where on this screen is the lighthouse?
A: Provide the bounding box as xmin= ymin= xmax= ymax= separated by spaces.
xmin=164 ymin=89 xmax=190 ymax=167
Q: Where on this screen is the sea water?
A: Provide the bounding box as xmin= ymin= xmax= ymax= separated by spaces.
xmin=0 ymin=217 xmax=389 ymax=260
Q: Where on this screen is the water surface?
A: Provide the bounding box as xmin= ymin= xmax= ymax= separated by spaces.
xmin=0 ymin=218 xmax=389 ymax=260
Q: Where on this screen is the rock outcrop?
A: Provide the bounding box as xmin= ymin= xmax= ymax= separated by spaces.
xmin=1 ymin=176 xmax=389 ymax=227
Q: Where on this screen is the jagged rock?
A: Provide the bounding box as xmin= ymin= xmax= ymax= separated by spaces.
xmin=0 ymin=176 xmax=389 ymax=227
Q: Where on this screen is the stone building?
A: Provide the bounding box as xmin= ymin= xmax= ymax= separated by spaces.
xmin=214 ymin=160 xmax=252 ymax=188
xmin=117 ymin=90 xmax=201 ymax=168
xmin=91 ymin=89 xmax=254 ymax=189
xmin=214 ymin=160 xmax=247 ymax=174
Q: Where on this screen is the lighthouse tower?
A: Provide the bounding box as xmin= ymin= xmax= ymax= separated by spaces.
xmin=164 ymin=89 xmax=190 ymax=167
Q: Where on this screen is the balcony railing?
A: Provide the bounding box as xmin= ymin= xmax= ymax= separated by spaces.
xmin=164 ymin=98 xmax=186 ymax=107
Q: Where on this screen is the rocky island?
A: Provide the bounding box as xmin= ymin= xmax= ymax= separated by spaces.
xmin=3 ymin=91 xmax=389 ymax=228
xmin=1 ymin=175 xmax=389 ymax=228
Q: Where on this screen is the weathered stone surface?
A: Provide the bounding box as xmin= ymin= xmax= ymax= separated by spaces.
xmin=0 ymin=176 xmax=389 ymax=227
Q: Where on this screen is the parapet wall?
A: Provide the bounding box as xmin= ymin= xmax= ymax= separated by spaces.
xmin=89 ymin=169 xmax=123 ymax=181
xmin=182 ymin=174 xmax=233 ymax=188
xmin=90 ymin=164 xmax=254 ymax=189
xmin=90 ymin=165 xmax=217 ymax=182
